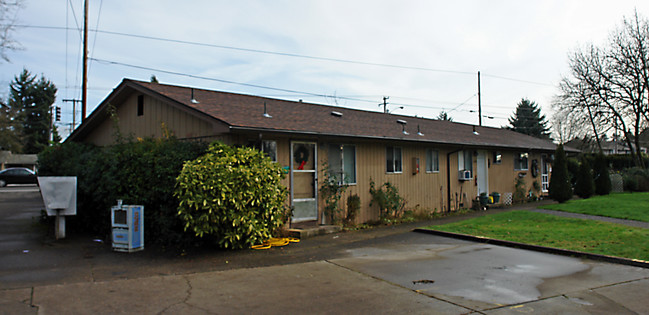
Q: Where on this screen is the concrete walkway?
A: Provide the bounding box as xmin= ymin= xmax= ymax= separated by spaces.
xmin=531 ymin=208 xmax=649 ymax=229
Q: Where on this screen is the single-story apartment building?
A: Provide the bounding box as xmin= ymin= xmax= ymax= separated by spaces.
xmin=68 ymin=79 xmax=564 ymax=225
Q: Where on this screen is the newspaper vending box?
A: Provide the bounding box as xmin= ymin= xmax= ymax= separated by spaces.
xmin=111 ymin=200 xmax=144 ymax=252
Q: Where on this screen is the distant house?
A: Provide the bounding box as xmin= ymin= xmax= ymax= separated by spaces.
xmin=0 ymin=151 xmax=37 ymax=171
xmin=565 ymin=138 xmax=648 ymax=155
xmin=68 ymin=79 xmax=565 ymax=225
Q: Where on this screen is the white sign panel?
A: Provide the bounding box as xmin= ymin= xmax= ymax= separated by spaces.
xmin=37 ymin=176 xmax=77 ymax=216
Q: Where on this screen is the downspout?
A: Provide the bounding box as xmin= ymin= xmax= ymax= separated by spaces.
xmin=446 ymin=148 xmax=463 ymax=213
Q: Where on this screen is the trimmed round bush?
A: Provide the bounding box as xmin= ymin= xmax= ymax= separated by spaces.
xmin=175 ymin=142 xmax=288 ymax=249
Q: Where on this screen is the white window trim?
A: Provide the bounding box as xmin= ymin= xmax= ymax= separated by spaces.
xmin=514 ymin=152 xmax=529 ymax=171
xmin=261 ymin=140 xmax=277 ymax=163
xmin=386 ymin=146 xmax=403 ymax=174
xmin=341 ymin=144 xmax=357 ymax=185
xmin=426 ymin=148 xmax=439 ymax=173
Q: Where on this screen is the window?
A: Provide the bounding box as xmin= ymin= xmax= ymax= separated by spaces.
xmin=327 ymin=144 xmax=356 ymax=184
xmin=246 ymin=140 xmax=277 ymax=162
xmin=261 ymin=140 xmax=277 ymax=162
xmin=386 ymin=146 xmax=402 ymax=173
xmin=493 ymin=151 xmax=502 ymax=164
xmin=458 ymin=150 xmax=473 ymax=172
xmin=137 ymin=95 xmax=144 ymax=116
xmin=426 ymin=148 xmax=439 ymax=173
xmin=514 ymin=152 xmax=529 ymax=170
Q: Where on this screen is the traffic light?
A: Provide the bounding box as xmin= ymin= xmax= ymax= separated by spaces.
xmin=55 ymin=106 xmax=61 ymax=122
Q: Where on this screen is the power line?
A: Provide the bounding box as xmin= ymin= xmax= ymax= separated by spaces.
xmin=89 ymin=57 xmax=487 ymax=114
xmin=13 ymin=24 xmax=554 ymax=87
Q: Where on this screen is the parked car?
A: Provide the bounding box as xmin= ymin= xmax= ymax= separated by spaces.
xmin=0 ymin=168 xmax=37 ymax=187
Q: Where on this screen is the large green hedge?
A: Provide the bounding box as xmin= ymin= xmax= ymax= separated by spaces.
xmin=175 ymin=142 xmax=288 ymax=249
xmin=37 ymin=138 xmax=208 ymax=248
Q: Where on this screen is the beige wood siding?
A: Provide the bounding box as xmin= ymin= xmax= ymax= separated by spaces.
xmin=487 ymin=150 xmax=546 ymax=202
xmin=208 ymin=133 xmax=554 ymax=225
xmin=84 ymin=94 xmax=226 ymax=145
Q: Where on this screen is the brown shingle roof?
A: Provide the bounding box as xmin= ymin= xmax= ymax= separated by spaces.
xmin=75 ymin=79 xmax=560 ymax=152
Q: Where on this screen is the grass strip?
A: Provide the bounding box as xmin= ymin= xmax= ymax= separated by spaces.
xmin=541 ymin=192 xmax=649 ymax=222
xmin=424 ymin=210 xmax=649 ymax=261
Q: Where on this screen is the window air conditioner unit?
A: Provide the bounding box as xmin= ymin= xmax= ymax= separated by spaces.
xmin=459 ymin=170 xmax=472 ymax=181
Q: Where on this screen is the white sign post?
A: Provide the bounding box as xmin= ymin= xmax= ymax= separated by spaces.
xmin=37 ymin=177 xmax=77 ymax=240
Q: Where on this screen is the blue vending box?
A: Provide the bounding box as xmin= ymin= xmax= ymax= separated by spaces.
xmin=111 ymin=200 xmax=144 ymax=252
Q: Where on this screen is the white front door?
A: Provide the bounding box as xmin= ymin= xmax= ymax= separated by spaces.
xmin=476 ymin=151 xmax=489 ymax=195
xmin=290 ymin=142 xmax=318 ymax=223
xmin=541 ymin=157 xmax=550 ymax=193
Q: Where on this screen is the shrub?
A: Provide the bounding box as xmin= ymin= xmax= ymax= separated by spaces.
xmin=345 ymin=194 xmax=361 ymax=226
xmin=549 ymin=144 xmax=573 ymax=203
xmin=319 ymin=163 xmax=348 ymax=225
xmin=566 ymin=157 xmax=579 ymax=188
xmin=593 ymin=153 xmax=611 ymax=195
xmin=513 ymin=176 xmax=526 ymax=203
xmin=622 ymin=167 xmax=649 ymax=192
xmin=574 ymin=155 xmax=594 ymax=199
xmin=369 ymin=179 xmax=405 ymax=219
xmin=175 ymin=142 xmax=288 ymax=249
xmin=37 ymin=138 xmax=207 ymax=249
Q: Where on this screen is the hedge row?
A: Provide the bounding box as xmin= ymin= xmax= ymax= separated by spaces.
xmin=37 ymin=139 xmax=208 ymax=249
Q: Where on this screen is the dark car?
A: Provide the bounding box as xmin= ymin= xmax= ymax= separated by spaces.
xmin=0 ymin=168 xmax=37 ymax=187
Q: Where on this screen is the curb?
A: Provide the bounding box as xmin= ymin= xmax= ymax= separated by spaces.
xmin=413 ymin=228 xmax=649 ymax=269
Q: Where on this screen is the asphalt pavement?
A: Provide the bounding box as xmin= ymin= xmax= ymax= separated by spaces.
xmin=1 ymin=187 xmax=648 ymax=314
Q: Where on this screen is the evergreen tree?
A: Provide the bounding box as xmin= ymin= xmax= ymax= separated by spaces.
xmin=7 ymin=69 xmax=57 ymax=154
xmin=437 ymin=111 xmax=453 ymax=121
xmin=574 ymin=155 xmax=594 ymax=199
xmin=593 ymin=153 xmax=612 ymax=195
xmin=0 ymin=99 xmax=23 ymax=152
xmin=549 ymin=144 xmax=572 ymax=203
xmin=508 ymin=98 xmax=551 ymax=139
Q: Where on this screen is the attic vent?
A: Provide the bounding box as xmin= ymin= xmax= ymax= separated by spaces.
xmin=190 ymin=88 xmax=199 ymax=104
xmin=396 ymin=119 xmax=407 ymax=125
xmin=263 ymin=102 xmax=272 ymax=118
xmin=331 ymin=111 xmax=343 ymax=117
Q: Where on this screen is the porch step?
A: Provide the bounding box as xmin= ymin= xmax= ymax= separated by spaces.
xmin=288 ymin=225 xmax=341 ymax=239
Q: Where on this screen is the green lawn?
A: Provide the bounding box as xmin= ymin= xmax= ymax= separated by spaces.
xmin=541 ymin=192 xmax=649 ymax=222
xmin=425 ymin=210 xmax=649 ymax=261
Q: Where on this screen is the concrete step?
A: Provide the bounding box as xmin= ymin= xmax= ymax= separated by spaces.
xmin=288 ymin=225 xmax=342 ymax=239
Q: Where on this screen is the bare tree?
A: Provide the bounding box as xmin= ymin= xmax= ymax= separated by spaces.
xmin=0 ymin=0 xmax=23 ymax=62
xmin=556 ymin=11 xmax=649 ymax=167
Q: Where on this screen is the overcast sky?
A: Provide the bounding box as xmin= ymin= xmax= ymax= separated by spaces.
xmin=2 ymin=1 xmax=648 ymax=139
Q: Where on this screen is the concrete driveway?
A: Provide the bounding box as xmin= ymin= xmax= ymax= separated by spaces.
xmin=1 ymin=188 xmax=648 ymax=314
xmin=330 ymin=232 xmax=649 ymax=314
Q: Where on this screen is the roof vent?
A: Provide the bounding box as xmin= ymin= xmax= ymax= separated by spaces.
xmin=473 ymin=125 xmax=480 ymax=136
xmin=417 ymin=125 xmax=424 ymax=136
xmin=402 ymin=124 xmax=409 ymax=135
xmin=190 ymin=88 xmax=199 ymax=104
xmin=263 ymin=102 xmax=272 ymax=118
xmin=331 ymin=111 xmax=343 ymax=117
xmin=396 ymin=119 xmax=407 ymax=125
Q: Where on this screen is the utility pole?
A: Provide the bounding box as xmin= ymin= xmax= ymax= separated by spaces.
xmin=63 ymin=98 xmax=82 ymax=133
xmin=381 ymin=96 xmax=389 ymax=113
xmin=81 ymin=0 xmax=88 ymax=122
xmin=477 ymin=71 xmax=482 ymax=126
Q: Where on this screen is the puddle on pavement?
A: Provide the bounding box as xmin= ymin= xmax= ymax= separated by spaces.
xmin=334 ymin=242 xmax=591 ymax=307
